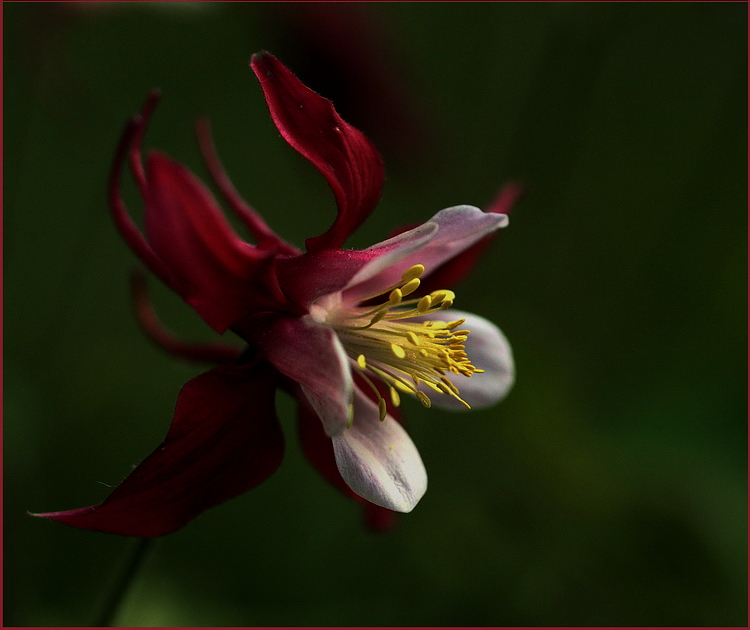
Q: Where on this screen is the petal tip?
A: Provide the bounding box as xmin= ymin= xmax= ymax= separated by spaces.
xmin=250 ymin=50 xmax=275 ymax=74
xmin=332 ymin=391 xmax=428 ymax=513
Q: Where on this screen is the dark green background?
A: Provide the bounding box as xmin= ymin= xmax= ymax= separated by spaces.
xmin=5 ymin=2 xmax=746 ymax=626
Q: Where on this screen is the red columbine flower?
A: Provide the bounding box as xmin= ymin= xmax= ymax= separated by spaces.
xmin=35 ymin=52 xmax=516 ymax=537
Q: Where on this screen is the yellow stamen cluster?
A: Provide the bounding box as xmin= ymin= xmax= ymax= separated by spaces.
xmin=330 ymin=264 xmax=483 ymax=423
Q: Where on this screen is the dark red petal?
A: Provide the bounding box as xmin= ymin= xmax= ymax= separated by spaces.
xmin=251 ymin=51 xmax=385 ymax=253
xmin=417 ymin=182 xmax=523 ymax=293
xmin=275 ymin=219 xmax=436 ymax=309
xmin=275 ymin=248 xmax=382 ymax=308
xmin=108 ymin=92 xmax=174 ymax=288
xmin=35 ymin=364 xmax=284 ymax=537
xmin=195 ymin=118 xmax=300 ymax=256
xmin=144 ymin=152 xmax=289 ymax=333
xmin=270 ymin=4 xmax=429 ymax=163
xmin=293 ymin=384 xmax=398 ymax=532
xmin=131 ymin=271 xmax=243 ymax=365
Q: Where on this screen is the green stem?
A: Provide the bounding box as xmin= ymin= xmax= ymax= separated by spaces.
xmin=95 ymin=537 xmax=154 ymax=627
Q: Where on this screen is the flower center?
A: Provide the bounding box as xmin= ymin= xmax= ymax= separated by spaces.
xmin=312 ymin=264 xmax=483 ymax=425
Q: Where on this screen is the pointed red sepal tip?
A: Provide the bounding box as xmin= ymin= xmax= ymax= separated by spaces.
xmin=32 ymin=364 xmax=285 ymax=537
xmin=250 ymin=51 xmax=385 ymax=254
xmin=108 ymin=91 xmax=174 ymax=290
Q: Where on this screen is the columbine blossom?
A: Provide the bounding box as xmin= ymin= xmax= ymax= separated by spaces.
xmin=36 ymin=52 xmax=516 ymax=537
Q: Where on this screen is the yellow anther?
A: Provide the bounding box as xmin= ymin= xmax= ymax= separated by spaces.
xmin=369 ymin=308 xmax=387 ymax=326
xmin=401 ymin=264 xmax=425 ymax=282
xmin=423 ymin=381 xmax=444 ymax=393
xmin=416 ymin=391 xmax=432 ymax=408
xmin=400 ymin=278 xmax=421 ymax=296
xmin=389 ymin=386 xmax=401 ymax=407
xmin=437 ymin=381 xmax=453 ymax=395
xmin=378 ymin=398 xmax=387 ymax=422
xmin=325 ymin=260 xmax=483 ymax=412
xmin=417 ymin=295 xmax=432 ymax=314
xmin=431 ymin=290 xmax=455 ymax=305
xmin=440 ymin=376 xmax=460 ymax=395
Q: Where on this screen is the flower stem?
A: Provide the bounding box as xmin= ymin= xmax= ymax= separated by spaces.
xmin=95 ymin=537 xmax=154 ymax=627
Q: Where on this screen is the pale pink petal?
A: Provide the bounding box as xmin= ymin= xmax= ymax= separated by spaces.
xmin=332 ymin=388 xmax=427 ymax=512
xmin=418 ymin=183 xmax=522 ymax=292
xmin=341 ymin=221 xmax=438 ymax=290
xmin=344 ymin=205 xmax=508 ymax=302
xmin=420 ymin=309 xmax=514 ymax=411
xmin=258 ymin=316 xmax=352 ymax=436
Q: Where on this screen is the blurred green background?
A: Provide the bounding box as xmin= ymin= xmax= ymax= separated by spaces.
xmin=4 ymin=2 xmax=746 ymax=627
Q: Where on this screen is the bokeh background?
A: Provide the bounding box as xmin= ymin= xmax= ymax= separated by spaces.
xmin=4 ymin=2 xmax=746 ymax=627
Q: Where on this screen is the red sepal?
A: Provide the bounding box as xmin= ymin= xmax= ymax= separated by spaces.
xmin=275 ymin=248 xmax=382 ymax=309
xmin=35 ymin=364 xmax=284 ymax=537
xmin=144 ymin=152 xmax=290 ymax=333
xmin=131 ymin=271 xmax=243 ymax=365
xmin=251 ymin=51 xmax=385 ymax=254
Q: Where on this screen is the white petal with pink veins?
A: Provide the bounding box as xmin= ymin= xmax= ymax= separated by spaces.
xmin=332 ymin=388 xmax=427 ymax=512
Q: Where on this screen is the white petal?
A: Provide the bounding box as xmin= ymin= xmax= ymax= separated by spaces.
xmin=332 ymin=388 xmax=427 ymax=512
xmin=422 ymin=309 xmax=514 ymax=411
xmin=298 ymin=332 xmax=353 ymax=437
xmin=344 ymin=205 xmax=507 ymax=301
